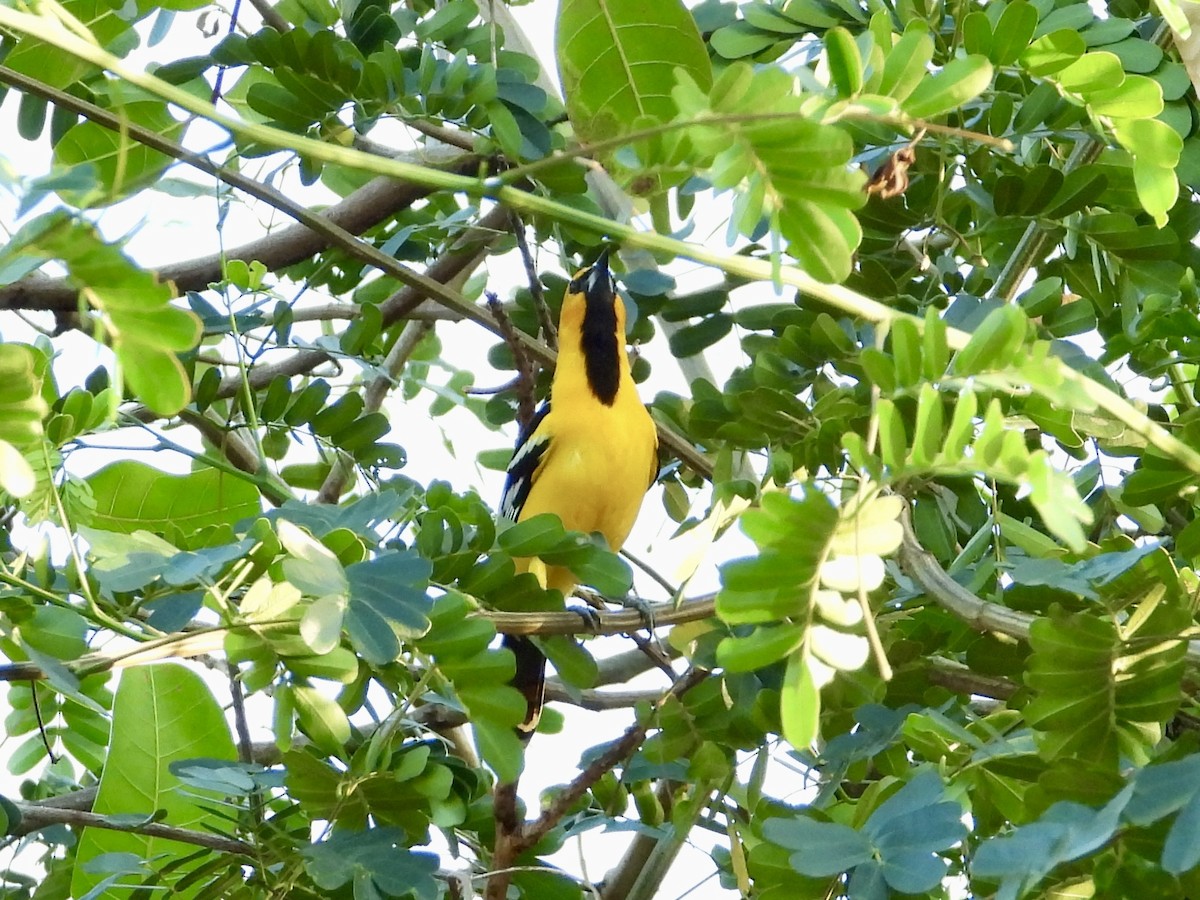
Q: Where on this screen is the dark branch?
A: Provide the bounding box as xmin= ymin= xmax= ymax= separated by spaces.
xmin=11 ymin=800 xmax=254 ymax=856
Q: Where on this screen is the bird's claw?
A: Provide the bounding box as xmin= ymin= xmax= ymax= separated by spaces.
xmin=567 ymin=603 xmax=604 ymax=633
xmin=620 ymin=594 xmax=656 ymax=632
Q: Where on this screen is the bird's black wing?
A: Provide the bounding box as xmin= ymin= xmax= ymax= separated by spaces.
xmin=499 ymin=400 xmax=551 ymax=522
xmin=498 ymin=400 xmax=554 ymax=739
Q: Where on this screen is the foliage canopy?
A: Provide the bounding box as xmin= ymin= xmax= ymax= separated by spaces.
xmin=2 ymin=0 xmax=1200 ymax=896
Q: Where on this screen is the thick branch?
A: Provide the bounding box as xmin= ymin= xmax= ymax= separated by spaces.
xmin=0 ymin=68 xmax=481 ymax=312
xmin=0 ymin=596 xmax=708 ymax=684
xmin=899 ymin=509 xmax=1200 ymax=661
xmin=11 ymin=800 xmax=253 ymax=855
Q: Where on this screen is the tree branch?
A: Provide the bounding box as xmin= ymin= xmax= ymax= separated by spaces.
xmin=0 ymin=65 xmax=712 ymax=479
xmin=899 ymin=507 xmax=1200 ymax=662
xmin=487 ymin=667 xmax=709 ymax=900
xmin=0 ymin=595 xmax=708 ymax=684
xmin=315 ymin=319 xmax=434 ymax=503
xmin=10 ymin=800 xmax=254 ymax=856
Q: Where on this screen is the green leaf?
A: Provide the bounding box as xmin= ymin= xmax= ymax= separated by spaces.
xmin=1056 ymin=51 xmax=1124 ymax=94
xmin=824 ymin=27 xmax=863 ymax=96
xmin=557 ymin=0 xmax=712 ymax=146
xmin=709 ymin=21 xmax=782 ymax=59
xmin=1086 ymin=74 xmax=1163 ymax=118
xmin=990 ymin=1 xmax=1038 ymax=65
xmin=54 ymin=102 xmax=184 ymax=203
xmin=1132 ymin=159 xmax=1178 ymax=228
xmin=668 ymin=314 xmax=733 ymax=357
xmin=470 ymin=719 xmax=524 ymax=784
xmin=499 ymin=513 xmax=567 ymax=556
xmin=1113 ymin=117 xmax=1183 ymax=167
xmin=781 ymin=649 xmax=820 ymax=748
xmin=879 ymin=24 xmax=934 ymax=101
xmin=909 ymin=384 xmax=945 ymax=468
xmin=1022 ymin=28 xmax=1089 ymax=75
xmin=86 ymin=461 xmax=261 ymax=540
xmin=292 ymin=683 xmax=351 ymax=755
xmin=763 ymin=816 xmax=873 ymax=876
xmin=345 ymin=551 xmax=434 ymax=660
xmin=71 ymin=664 xmax=237 ymax=899
xmin=877 ymin=398 xmax=908 ymax=469
xmin=0 ymin=344 xmax=48 ymax=452
xmin=302 ymin=828 xmax=439 ymax=899
xmin=903 ymin=55 xmax=993 ymax=119
xmin=717 ymin=623 xmax=806 ymax=672
xmin=540 ymin=633 xmax=599 ymax=689
xmin=962 ymin=12 xmax=992 ymax=58
xmin=300 ymin=594 xmax=345 ymax=655
xmin=952 ymin=304 xmax=1028 ymax=374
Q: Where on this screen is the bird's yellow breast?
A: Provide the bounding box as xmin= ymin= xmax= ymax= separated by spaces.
xmin=517 ymin=394 xmax=657 ymax=552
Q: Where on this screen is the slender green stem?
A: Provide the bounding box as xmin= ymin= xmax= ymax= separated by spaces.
xmin=0 ymin=567 xmax=146 ymax=640
xmin=498 ymin=109 xmax=1011 ymax=184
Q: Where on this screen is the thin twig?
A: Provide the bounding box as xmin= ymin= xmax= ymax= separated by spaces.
xmin=227 ymin=662 xmax=254 ymax=764
xmin=315 ymin=319 xmax=434 ymax=503
xmin=486 ymin=667 xmax=709 ymax=900
xmin=487 ymin=290 xmax=538 ymax=430
xmin=509 ymin=211 xmax=556 ymax=350
xmin=245 ymin=0 xmax=289 ymax=32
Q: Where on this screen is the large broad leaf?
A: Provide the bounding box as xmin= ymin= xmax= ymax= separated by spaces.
xmin=85 ymin=461 xmax=261 ymax=540
xmin=556 ymin=0 xmax=712 ymax=145
xmin=54 ymin=101 xmax=186 ymax=204
xmin=71 ymin=664 xmax=237 ymax=898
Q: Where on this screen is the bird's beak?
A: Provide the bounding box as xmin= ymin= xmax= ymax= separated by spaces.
xmin=584 ymin=249 xmax=612 ymax=301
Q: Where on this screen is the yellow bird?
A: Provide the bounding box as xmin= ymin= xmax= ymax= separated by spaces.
xmin=500 ymin=250 xmax=659 ymax=738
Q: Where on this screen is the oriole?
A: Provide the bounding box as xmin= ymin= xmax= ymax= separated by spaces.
xmin=500 ymin=250 xmax=658 ymax=738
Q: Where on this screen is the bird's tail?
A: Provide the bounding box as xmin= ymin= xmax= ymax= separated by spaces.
xmin=503 ymin=634 xmax=546 ymax=741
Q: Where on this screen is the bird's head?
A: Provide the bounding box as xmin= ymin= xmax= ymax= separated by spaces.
xmin=561 ymin=249 xmax=625 ymax=338
xmin=558 ymin=249 xmax=626 ymax=405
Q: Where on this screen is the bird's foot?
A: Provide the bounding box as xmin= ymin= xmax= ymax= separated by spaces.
xmin=567 ymin=603 xmax=604 ymax=634
xmin=619 ymin=593 xmax=657 ymax=632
